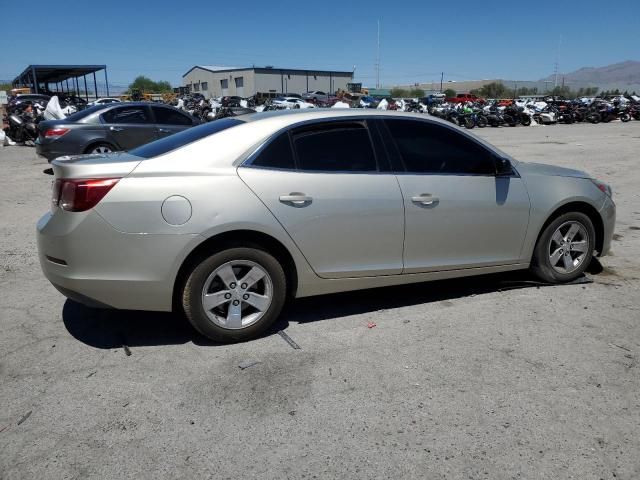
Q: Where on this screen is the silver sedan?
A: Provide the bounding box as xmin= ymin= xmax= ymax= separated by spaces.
xmin=37 ymin=110 xmax=616 ymax=342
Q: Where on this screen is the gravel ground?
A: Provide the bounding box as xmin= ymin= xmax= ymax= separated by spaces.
xmin=0 ymin=122 xmax=639 ymax=480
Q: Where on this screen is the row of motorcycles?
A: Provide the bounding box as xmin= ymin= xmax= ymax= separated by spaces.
xmin=2 ymin=95 xmax=87 ymax=144
xmin=428 ymin=99 xmax=640 ymax=129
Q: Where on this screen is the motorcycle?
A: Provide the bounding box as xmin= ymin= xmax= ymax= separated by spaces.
xmin=485 ymin=103 xmax=516 ymax=127
xmin=504 ymin=104 xmax=532 ymax=126
xmin=3 ymin=105 xmax=40 ymax=144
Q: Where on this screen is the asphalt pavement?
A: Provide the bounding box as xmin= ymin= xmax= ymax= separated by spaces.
xmin=1 ymin=121 xmax=639 ymax=479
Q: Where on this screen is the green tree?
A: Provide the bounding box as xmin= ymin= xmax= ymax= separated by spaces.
xmin=470 ymin=82 xmax=509 ymax=99
xmin=409 ymin=88 xmax=425 ymax=98
xmin=390 ymin=87 xmax=410 ymax=98
xmin=443 ymin=88 xmax=457 ymax=98
xmin=127 ymin=75 xmax=173 ymax=94
xmin=0 ymin=82 xmax=11 ymax=92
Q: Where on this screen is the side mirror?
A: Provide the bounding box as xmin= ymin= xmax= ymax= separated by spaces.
xmin=494 ymin=156 xmax=513 ymax=177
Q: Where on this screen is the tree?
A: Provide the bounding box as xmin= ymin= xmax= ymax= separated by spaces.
xmin=443 ymin=88 xmax=457 ymax=98
xmin=390 ymin=87 xmax=410 ymax=98
xmin=470 ymin=82 xmax=509 ymax=99
xmin=127 ymin=75 xmax=173 ymax=94
xmin=0 ymin=82 xmax=11 ymax=92
xmin=409 ymin=88 xmax=425 ymax=98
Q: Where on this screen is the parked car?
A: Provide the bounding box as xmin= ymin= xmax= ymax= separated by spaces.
xmin=35 ymin=102 xmax=200 ymax=161
xmin=37 ymin=110 xmax=615 ymax=343
xmin=359 ymin=96 xmax=379 ymax=108
xmin=272 ymin=97 xmax=315 ymax=109
xmin=302 ymin=90 xmax=330 ymax=102
xmin=7 ymin=94 xmax=50 ymax=111
xmin=88 ymin=97 xmax=121 ymax=106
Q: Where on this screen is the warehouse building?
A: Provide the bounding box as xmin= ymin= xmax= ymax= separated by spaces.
xmin=182 ymin=65 xmax=354 ymax=98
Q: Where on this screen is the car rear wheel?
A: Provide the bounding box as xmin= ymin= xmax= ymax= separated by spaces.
xmin=86 ymin=143 xmax=114 ymax=154
xmin=531 ymin=212 xmax=595 ymax=283
xmin=182 ymin=247 xmax=287 ymax=343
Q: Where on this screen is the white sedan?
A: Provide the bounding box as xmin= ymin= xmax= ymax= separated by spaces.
xmin=88 ymin=98 xmax=121 ymax=106
xmin=272 ymin=97 xmax=315 ymax=109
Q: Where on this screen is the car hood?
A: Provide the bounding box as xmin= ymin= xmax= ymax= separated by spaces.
xmin=516 ymin=161 xmax=591 ymax=179
xmin=52 ymin=151 xmax=143 ymax=179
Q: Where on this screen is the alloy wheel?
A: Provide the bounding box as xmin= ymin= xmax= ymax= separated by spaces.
xmin=547 ymin=221 xmax=590 ymax=274
xmin=91 ymin=145 xmax=112 ymax=154
xmin=201 ymin=260 xmax=273 ymax=329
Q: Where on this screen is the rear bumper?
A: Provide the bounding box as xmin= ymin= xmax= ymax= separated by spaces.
xmin=598 ymin=195 xmax=616 ymax=256
xmin=37 ymin=210 xmax=199 ymax=311
xmin=35 ymin=141 xmax=68 ymax=162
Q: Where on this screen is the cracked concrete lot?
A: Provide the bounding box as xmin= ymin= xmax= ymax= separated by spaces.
xmin=1 ymin=122 xmax=639 ymax=479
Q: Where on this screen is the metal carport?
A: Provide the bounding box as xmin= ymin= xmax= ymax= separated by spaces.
xmin=12 ymin=65 xmax=109 ymax=100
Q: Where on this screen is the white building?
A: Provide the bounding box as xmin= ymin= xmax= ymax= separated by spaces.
xmin=182 ymin=65 xmax=354 ymax=98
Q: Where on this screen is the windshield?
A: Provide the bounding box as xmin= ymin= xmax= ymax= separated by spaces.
xmin=129 ymin=117 xmax=245 ymax=159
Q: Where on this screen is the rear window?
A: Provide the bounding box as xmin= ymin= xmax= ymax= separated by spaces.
xmin=129 ymin=118 xmax=245 ymax=159
xmin=63 ymin=105 xmax=105 ymax=122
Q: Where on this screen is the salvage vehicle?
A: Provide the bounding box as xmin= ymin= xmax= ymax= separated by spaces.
xmin=35 ymin=102 xmax=200 ymax=161
xmin=272 ymin=97 xmax=315 ymax=109
xmin=7 ymin=93 xmax=50 ymax=112
xmin=88 ymin=98 xmax=121 ymax=106
xmin=302 ymin=90 xmax=331 ymax=102
xmin=37 ymin=110 xmax=615 ymax=343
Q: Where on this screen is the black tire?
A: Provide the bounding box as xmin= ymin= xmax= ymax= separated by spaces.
xmin=588 ymin=114 xmax=600 ymax=124
xmin=531 ymin=212 xmax=596 ymax=284
xmin=463 ymin=117 xmax=475 ymax=129
xmin=85 ymin=142 xmax=116 ymax=154
xmin=520 ymin=115 xmax=531 ymax=126
xmin=620 ymin=113 xmax=631 ymax=122
xmin=476 ymin=116 xmax=488 ymax=128
xmin=182 ymin=247 xmax=287 ymax=343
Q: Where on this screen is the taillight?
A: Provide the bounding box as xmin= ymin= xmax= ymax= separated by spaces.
xmin=52 ymin=178 xmax=120 ymax=212
xmin=44 ymin=127 xmax=70 ymax=139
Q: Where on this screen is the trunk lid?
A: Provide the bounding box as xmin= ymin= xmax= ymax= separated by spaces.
xmin=51 ymin=151 xmax=143 ymax=179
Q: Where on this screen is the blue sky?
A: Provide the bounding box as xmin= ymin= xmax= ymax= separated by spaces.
xmin=1 ymin=0 xmax=637 ymax=89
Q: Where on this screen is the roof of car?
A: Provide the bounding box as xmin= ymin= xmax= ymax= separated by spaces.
xmin=242 ymin=108 xmax=440 ymax=124
xmin=236 ymin=109 xmax=512 ymax=161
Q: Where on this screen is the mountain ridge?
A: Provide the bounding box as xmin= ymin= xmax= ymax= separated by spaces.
xmin=539 ymin=60 xmax=640 ymax=86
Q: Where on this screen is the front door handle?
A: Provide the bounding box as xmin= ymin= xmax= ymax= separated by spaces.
xmin=411 ymin=194 xmax=439 ymax=205
xmin=279 ymin=193 xmax=312 ymax=206
xmin=109 ymin=126 xmax=124 ymax=132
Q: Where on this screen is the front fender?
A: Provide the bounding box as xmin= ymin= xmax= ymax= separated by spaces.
xmin=519 ymin=174 xmax=606 ymax=261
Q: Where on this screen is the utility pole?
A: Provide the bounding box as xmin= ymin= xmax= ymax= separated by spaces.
xmin=554 ymin=34 xmax=562 ymax=88
xmin=440 ymin=72 xmax=444 ymax=92
xmin=375 ymin=20 xmax=381 ymax=89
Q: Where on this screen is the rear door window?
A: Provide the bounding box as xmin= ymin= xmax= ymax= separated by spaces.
xmin=101 ymin=106 xmax=151 ymax=124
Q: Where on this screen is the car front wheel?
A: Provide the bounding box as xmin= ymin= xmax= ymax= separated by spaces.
xmin=182 ymin=247 xmax=287 ymax=342
xmin=531 ymin=212 xmax=596 ymax=283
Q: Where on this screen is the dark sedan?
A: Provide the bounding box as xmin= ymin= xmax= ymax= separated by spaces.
xmin=36 ymin=102 xmax=200 ymax=161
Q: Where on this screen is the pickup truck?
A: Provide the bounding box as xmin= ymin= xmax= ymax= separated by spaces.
xmin=445 ymin=93 xmax=481 ymax=103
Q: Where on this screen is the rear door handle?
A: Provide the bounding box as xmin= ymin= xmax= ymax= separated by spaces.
xmin=411 ymin=194 xmax=439 ymax=205
xmin=279 ymin=193 xmax=312 ymax=206
xmin=158 ymin=128 xmax=172 ymax=133
xmin=109 ymin=126 xmax=124 ymax=132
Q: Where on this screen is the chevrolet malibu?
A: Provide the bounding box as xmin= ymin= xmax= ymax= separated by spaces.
xmin=37 ymin=110 xmax=615 ymax=342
